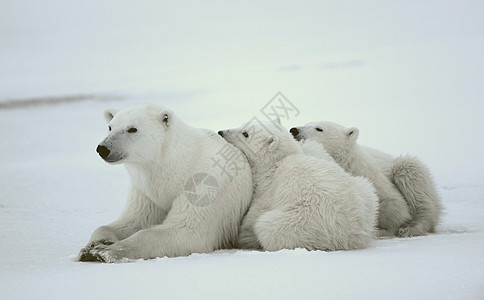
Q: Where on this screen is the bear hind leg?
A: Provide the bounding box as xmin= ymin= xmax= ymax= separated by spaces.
xmin=391 ymin=155 xmax=442 ymax=237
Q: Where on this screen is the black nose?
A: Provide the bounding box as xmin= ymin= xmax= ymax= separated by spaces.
xmin=218 ymin=130 xmax=224 ymax=137
xmin=96 ymin=145 xmax=110 ymax=159
xmin=289 ymin=127 xmax=299 ymax=137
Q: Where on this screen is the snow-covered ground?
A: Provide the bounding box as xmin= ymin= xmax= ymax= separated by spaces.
xmin=1 ymin=1 xmax=483 ymax=299
xmin=0 ymin=99 xmax=483 ymax=300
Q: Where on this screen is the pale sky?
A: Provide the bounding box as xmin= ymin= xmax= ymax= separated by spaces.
xmin=1 ymin=0 xmax=483 ymax=181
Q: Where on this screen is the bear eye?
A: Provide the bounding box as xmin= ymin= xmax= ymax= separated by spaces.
xmin=242 ymin=131 xmax=249 ymax=138
xmin=127 ymin=128 xmax=137 ymax=133
xmin=108 ymin=126 xmax=112 ymax=131
xmin=315 ymin=127 xmax=323 ymax=132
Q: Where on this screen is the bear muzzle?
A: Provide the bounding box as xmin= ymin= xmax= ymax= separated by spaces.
xmin=289 ymin=127 xmax=302 ymax=141
xmin=96 ymin=144 xmax=127 ymax=163
xmin=96 ymin=145 xmax=111 ymax=159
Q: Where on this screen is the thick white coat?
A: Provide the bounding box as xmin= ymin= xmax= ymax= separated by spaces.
xmin=77 ymin=104 xmax=252 ymax=262
xmin=220 ymin=121 xmax=379 ymax=251
xmin=291 ymin=121 xmax=441 ymax=237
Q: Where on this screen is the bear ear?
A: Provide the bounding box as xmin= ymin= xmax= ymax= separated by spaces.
xmin=104 ymin=109 xmax=118 ymax=123
xmin=267 ymin=135 xmax=279 ymax=152
xmin=346 ymin=127 xmax=359 ymax=142
xmin=160 ymin=110 xmax=173 ymax=127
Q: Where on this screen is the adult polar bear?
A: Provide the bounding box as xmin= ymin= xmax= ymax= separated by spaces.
xmin=290 ymin=121 xmax=441 ymax=237
xmin=219 ymin=121 xmax=378 ymax=251
xmin=76 ymin=103 xmax=252 ymax=262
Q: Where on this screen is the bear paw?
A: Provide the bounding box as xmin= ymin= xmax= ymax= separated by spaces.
xmin=397 ymin=225 xmax=427 ymax=238
xmin=89 ymin=243 xmax=135 ymax=263
xmin=397 ymin=226 xmax=413 ymax=238
xmin=76 ymin=239 xmax=115 ymax=262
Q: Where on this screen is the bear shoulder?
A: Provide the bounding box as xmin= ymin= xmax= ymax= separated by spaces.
xmin=298 ymin=140 xmax=334 ymax=162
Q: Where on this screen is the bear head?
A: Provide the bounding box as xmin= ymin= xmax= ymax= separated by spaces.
xmin=97 ymin=103 xmax=173 ymax=164
xmin=289 ymin=121 xmax=359 ymax=162
xmin=218 ymin=120 xmax=301 ymax=168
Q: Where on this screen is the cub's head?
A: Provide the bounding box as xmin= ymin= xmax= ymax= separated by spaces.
xmin=218 ymin=120 xmax=301 ymax=167
xmin=289 ymin=121 xmax=359 ymax=161
xmin=97 ymin=103 xmax=173 ymax=164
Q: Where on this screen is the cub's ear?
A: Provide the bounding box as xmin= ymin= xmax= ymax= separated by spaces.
xmin=346 ymin=127 xmax=359 ymax=142
xmin=104 ymin=109 xmax=118 ymax=123
xmin=267 ymin=135 xmax=280 ymax=152
xmin=160 ymin=110 xmax=173 ymax=127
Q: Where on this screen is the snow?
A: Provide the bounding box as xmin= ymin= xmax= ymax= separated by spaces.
xmin=1 ymin=1 xmax=484 ymax=299
xmin=0 ymin=98 xmax=483 ymax=300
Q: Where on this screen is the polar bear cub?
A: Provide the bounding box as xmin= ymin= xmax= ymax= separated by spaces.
xmin=290 ymin=121 xmax=441 ymax=237
xmin=76 ymin=103 xmax=253 ymax=262
xmin=218 ymin=121 xmax=378 ymax=251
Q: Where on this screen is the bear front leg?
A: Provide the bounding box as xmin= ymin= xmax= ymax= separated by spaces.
xmin=86 ymin=191 xmax=231 ymax=263
xmin=89 ymin=202 xmax=224 ymax=263
xmin=88 ymin=223 xmax=212 ymax=263
xmin=77 ymin=188 xmax=168 ymax=262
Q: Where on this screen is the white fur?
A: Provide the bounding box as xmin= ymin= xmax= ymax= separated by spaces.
xmin=219 ymin=121 xmax=378 ymax=251
xmin=298 ymin=139 xmax=335 ymax=162
xmin=77 ymin=103 xmax=253 ymax=262
xmin=291 ymin=121 xmax=442 ymax=237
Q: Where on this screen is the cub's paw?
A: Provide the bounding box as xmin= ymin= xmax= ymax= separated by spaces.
xmin=76 ymin=239 xmax=115 ymax=262
xmin=397 ymin=226 xmax=413 ymax=238
xmin=397 ymin=225 xmax=425 ymax=238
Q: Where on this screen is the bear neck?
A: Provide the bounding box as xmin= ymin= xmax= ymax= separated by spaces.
xmin=338 ymin=144 xmax=372 ymax=175
xmin=124 ymin=121 xmax=200 ymax=201
xmin=251 ymin=159 xmax=280 ymax=192
xmin=332 ymin=146 xmax=353 ymax=167
xmin=250 ymin=147 xmax=300 ymax=187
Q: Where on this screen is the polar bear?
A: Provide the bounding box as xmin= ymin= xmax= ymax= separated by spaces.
xmin=290 ymin=121 xmax=441 ymax=237
xmin=76 ymin=103 xmax=253 ymax=262
xmin=218 ymin=121 xmax=378 ymax=251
